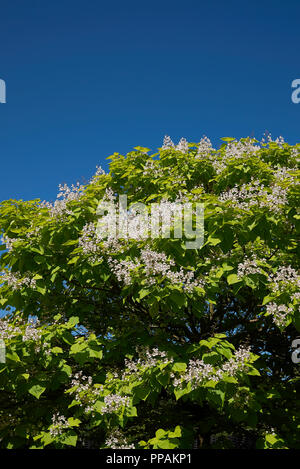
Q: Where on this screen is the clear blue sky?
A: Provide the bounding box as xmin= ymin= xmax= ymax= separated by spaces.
xmin=0 ymin=0 xmax=299 ymax=203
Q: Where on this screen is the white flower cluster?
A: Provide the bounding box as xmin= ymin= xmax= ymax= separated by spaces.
xmin=223 ymin=346 xmax=252 ymax=374
xmin=108 ymin=257 xmax=140 ymax=285
xmin=162 ymin=136 xmax=189 ymax=153
xmin=103 ymin=187 xmax=115 ymax=202
xmin=22 ymin=318 xmax=42 ymax=343
xmin=1 ymin=229 xmax=42 ymax=253
xmin=173 ymin=359 xmax=219 ymax=389
xmin=212 ymin=140 xmax=260 ymax=174
xmin=78 ymin=223 xmax=99 ymax=256
xmin=263 ymin=184 xmax=289 ymax=212
xmin=196 ymin=136 xmax=214 ymax=158
xmin=79 ymin=209 xmax=146 ymax=261
xmin=274 ymin=166 xmax=296 ymax=182
xmin=107 ymin=247 xmax=205 ymax=292
xmin=176 ymin=137 xmax=189 ymax=153
xmin=25 ymin=226 xmax=42 ymax=240
xmin=262 ymin=265 xmax=299 ymax=327
xmin=95 ymin=192 xmax=149 ymax=249
xmin=149 ymin=197 xmax=185 ymax=226
xmin=169 ymin=267 xmax=205 ymax=292
xmin=50 ymin=413 xmax=70 ymax=436
xmin=173 ymin=346 xmax=251 ymax=390
xmin=269 ymin=265 xmax=299 ymax=292
xmin=101 ymin=394 xmax=130 ymax=414
xmin=170 ymin=174 xmax=186 ymax=186
xmin=143 ymin=160 xmax=164 ymax=178
xmin=0 ymin=317 xmax=46 ymax=354
xmin=162 ymin=135 xmax=175 ymax=149
xmin=266 ymin=303 xmax=293 ymax=327
xmin=1 ymin=271 xmax=37 ymax=290
xmin=105 ymin=429 xmax=135 ymax=449
xmin=71 ymin=371 xmax=92 ymax=391
xmin=292 ymin=292 xmax=300 ymax=302
xmin=225 ymin=140 xmax=260 ymax=160
xmin=57 ymin=183 xmax=84 ymax=201
xmin=70 ymin=371 xmax=103 ymax=415
xmin=141 ymin=248 xmax=175 ymax=277
xmin=90 ymin=165 xmax=106 ymax=184
xmin=0 ymin=318 xmax=21 ymax=340
xmin=123 ymin=346 xmax=174 ymax=380
xmin=237 ymin=255 xmax=266 ymax=279
xmin=70 ymin=371 xmax=103 ymax=414
xmin=212 ymin=157 xmax=227 ymax=174
xmin=79 ymin=219 xmax=126 ymax=261
xmin=162 ymin=135 xmax=215 ymax=156
xmin=1 ymin=235 xmax=18 ymax=253
xmin=140 ymin=248 xmax=205 ymax=291
xmin=80 ymin=193 xmax=201 ymax=259
xmin=264 ymin=135 xmax=285 ymax=147
xmin=219 ymin=179 xmax=288 ymax=213
xmin=291 ymin=147 xmax=300 ymax=159
xmin=40 ymin=182 xmax=84 ymax=218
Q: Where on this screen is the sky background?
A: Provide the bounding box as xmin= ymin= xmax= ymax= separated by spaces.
xmin=0 ymin=0 xmax=299 ymax=203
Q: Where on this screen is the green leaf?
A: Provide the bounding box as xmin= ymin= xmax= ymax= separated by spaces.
xmin=227 ymin=273 xmax=240 ymax=285
xmin=28 ymin=384 xmax=46 ymax=399
xmin=174 ymin=383 xmax=191 ymax=400
xmin=67 ymin=316 xmax=79 ymax=327
xmin=41 ymin=433 xmax=54 ymax=447
xmin=155 ymin=429 xmax=166 ymax=439
xmin=126 ymin=406 xmax=137 ymax=417
xmin=170 ymin=290 xmax=187 ymax=307
xmin=207 ymin=389 xmax=225 ymax=408
xmin=51 ymin=347 xmax=63 ymax=354
xmin=168 ymin=426 xmax=182 ymax=438
xmin=68 ymin=256 xmax=80 ymax=265
xmin=138 ymin=289 xmax=150 ymax=300
xmin=172 ymin=362 xmax=187 ymax=372
xmin=220 ymin=137 xmax=235 ymax=142
xmin=61 ymin=431 xmax=78 ymax=447
xmin=67 ymin=417 xmax=81 ymax=427
xmin=207 ymin=235 xmax=222 ymax=246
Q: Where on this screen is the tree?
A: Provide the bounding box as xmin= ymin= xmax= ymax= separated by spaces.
xmin=0 ymin=135 xmax=299 ymax=449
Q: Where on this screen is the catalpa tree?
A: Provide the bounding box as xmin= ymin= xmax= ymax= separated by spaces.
xmin=0 ymin=136 xmax=299 ymax=449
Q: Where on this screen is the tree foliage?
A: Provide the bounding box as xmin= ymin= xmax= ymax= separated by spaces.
xmin=0 ymin=136 xmax=299 ymax=449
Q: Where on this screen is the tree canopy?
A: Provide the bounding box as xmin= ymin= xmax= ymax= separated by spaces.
xmin=0 ymin=135 xmax=299 ymax=449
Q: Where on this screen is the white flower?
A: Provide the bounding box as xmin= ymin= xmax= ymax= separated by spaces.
xmin=2 ymin=235 xmax=18 ymax=252
xmin=50 ymin=413 xmax=70 ymax=436
xmin=1 ymin=271 xmax=37 ymax=290
xmin=266 ymin=303 xmax=293 ymax=327
xmin=176 ymin=137 xmax=189 ymax=153
xmin=196 ymin=136 xmax=214 ymax=158
xmin=0 ymin=318 xmax=21 ymax=340
xmin=237 ymin=255 xmax=265 ymax=278
xmin=108 ymin=257 xmax=140 ymax=285
xmin=122 ymin=346 xmax=174 ymax=380
xmin=173 ymin=346 xmax=251 ymax=390
xmin=162 ymin=135 xmax=175 ymax=149
xmin=219 ymin=179 xmax=288 ymax=213
xmin=101 ymin=394 xmax=130 ymax=414
xmin=105 ymin=429 xmax=135 ymax=449
xmin=40 ymin=182 xmax=84 ymax=218
xmin=269 ymin=266 xmax=299 ymax=292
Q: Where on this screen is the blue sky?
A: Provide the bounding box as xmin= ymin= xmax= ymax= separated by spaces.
xmin=0 ymin=0 xmax=299 ymax=203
